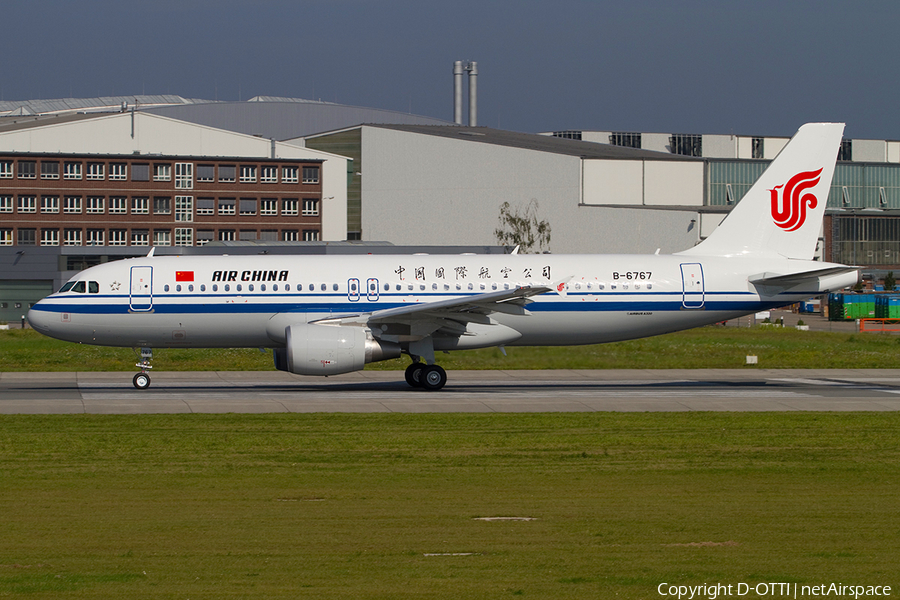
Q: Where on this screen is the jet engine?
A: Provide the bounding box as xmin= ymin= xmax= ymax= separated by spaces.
xmin=273 ymin=323 xmax=401 ymax=376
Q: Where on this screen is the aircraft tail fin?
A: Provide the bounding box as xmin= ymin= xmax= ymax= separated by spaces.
xmin=679 ymin=122 xmax=845 ymax=259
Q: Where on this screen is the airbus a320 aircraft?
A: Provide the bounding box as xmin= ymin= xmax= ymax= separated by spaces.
xmin=28 ymin=123 xmax=858 ymax=391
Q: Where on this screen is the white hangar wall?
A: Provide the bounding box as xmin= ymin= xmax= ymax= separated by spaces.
xmin=360 ymin=127 xmax=699 ymax=254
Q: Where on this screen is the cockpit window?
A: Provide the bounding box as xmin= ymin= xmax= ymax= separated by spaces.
xmin=88 ymin=281 xmax=99 ymax=294
xmin=71 ymin=281 xmax=86 ymax=293
xmin=59 ymin=282 xmax=75 ymax=293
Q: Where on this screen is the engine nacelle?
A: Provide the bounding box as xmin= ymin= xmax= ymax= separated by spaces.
xmin=274 ymin=323 xmax=400 ymax=376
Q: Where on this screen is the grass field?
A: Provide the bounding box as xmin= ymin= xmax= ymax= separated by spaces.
xmin=4 ymin=325 xmax=900 ymax=371
xmin=0 ymin=413 xmax=897 ymax=599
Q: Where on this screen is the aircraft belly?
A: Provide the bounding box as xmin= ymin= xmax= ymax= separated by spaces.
xmin=62 ymin=311 xmax=274 ymax=348
xmin=497 ymin=309 xmax=733 ymax=346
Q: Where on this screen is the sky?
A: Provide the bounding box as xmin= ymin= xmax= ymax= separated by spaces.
xmin=2 ymin=0 xmax=899 ymax=139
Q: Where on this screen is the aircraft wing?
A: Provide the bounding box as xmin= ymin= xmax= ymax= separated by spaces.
xmin=315 ymin=284 xmax=554 ymax=327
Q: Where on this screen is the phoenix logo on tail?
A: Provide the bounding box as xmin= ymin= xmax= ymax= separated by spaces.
xmin=770 ymin=168 xmax=823 ymax=232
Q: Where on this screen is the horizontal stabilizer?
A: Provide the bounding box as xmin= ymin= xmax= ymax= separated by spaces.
xmin=749 ymin=266 xmax=859 ymax=290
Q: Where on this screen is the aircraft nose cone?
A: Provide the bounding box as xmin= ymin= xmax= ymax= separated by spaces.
xmin=27 ymin=303 xmax=52 ymax=334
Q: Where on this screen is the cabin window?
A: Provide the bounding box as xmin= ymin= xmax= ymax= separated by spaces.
xmin=164 ymin=285 xmax=170 ymax=292
xmin=224 ymin=285 xmax=230 ymax=292
xmin=333 ymin=283 xmax=339 ymax=291
xmin=89 ymin=281 xmax=99 ymax=294
xmin=285 ymin=284 xmax=291 ymax=291
xmin=272 ymin=284 xmax=278 ymax=292
xmin=188 ymin=285 xmax=194 ymax=292
xmin=248 ymin=284 xmax=254 ymax=292
xmin=260 ymin=284 xmax=266 ymax=292
xmin=321 ymin=283 xmax=326 ymax=291
xmin=176 ymin=285 xmax=182 ymax=292
xmin=200 ymin=285 xmax=206 ymax=292
xmin=236 ymin=284 xmax=242 ymax=292
xmin=212 ymin=285 xmax=218 ymax=292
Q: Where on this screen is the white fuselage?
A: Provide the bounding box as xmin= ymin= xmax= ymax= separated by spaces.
xmin=27 ymin=252 xmax=856 ymax=350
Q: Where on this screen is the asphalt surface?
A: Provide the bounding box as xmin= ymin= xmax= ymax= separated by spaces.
xmin=3 ymin=369 xmax=900 ymax=413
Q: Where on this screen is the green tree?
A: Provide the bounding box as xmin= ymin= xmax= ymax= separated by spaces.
xmin=494 ymin=199 xmax=551 ymax=253
xmin=884 ymin=271 xmax=896 ymax=291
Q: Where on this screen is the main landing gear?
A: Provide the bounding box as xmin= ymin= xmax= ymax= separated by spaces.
xmin=133 ymin=347 xmax=153 ymax=389
xmin=404 ymin=362 xmax=447 ymax=391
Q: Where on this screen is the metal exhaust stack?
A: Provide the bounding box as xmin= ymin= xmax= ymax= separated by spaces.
xmin=453 ymin=61 xmax=464 ymax=125
xmin=466 ymin=61 xmax=477 ymax=127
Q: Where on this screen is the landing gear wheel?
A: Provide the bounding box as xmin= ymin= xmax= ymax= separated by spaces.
xmin=405 ymin=363 xmax=425 ymax=388
xmin=133 ymin=372 xmax=151 ymax=390
xmin=421 ymin=365 xmax=447 ymax=391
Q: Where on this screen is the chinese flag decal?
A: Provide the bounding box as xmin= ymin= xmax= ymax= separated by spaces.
xmin=175 ymin=271 xmax=194 ymax=282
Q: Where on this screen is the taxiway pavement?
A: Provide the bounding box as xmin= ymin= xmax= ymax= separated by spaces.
xmin=2 ymin=369 xmax=900 ymax=413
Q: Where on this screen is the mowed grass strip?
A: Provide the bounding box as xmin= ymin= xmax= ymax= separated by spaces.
xmin=4 ymin=326 xmax=900 ymax=371
xmin=0 ymin=413 xmax=898 ymax=599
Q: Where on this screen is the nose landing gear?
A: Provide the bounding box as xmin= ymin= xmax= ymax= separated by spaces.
xmin=132 ymin=347 xmax=153 ymax=389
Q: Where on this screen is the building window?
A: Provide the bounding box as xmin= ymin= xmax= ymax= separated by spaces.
xmin=195 ymin=164 xmax=215 ymax=182
xmin=109 ymin=197 xmax=128 ymax=214
xmin=218 ymin=198 xmax=236 ymax=215
xmin=260 ymin=229 xmax=278 ymax=241
xmin=41 ymin=161 xmax=60 ymax=179
xmin=41 ymin=196 xmax=59 ymax=213
xmin=153 ymin=197 xmax=171 ymax=215
xmin=131 ymin=230 xmax=149 ymax=246
xmin=131 ymin=197 xmax=149 ymax=214
xmin=0 ymin=229 xmax=12 ymax=245
xmin=174 ymin=228 xmax=193 ymax=246
xmin=0 ymin=196 xmax=13 ymax=212
xmin=239 ymin=198 xmax=257 ymax=215
xmin=260 ymin=198 xmax=278 ymax=215
xmin=303 ymin=229 xmax=320 ymax=241
xmin=196 ymin=198 xmax=215 ymax=216
xmin=154 ymin=163 xmax=171 ymax=181
xmin=196 ymin=230 xmax=214 ymax=246
xmin=752 ymin=137 xmax=764 ymax=159
xmin=0 ymin=161 xmax=12 ymax=178
xmin=670 ymin=134 xmax=702 ymax=157
xmin=64 ymin=196 xmax=82 ymax=214
xmin=261 ymin=166 xmax=278 ymax=183
xmin=86 ymin=162 xmax=105 ymax=180
xmin=838 ymin=139 xmax=852 ymax=161
xmin=132 ymin=163 xmax=150 ymax=181
xmin=553 ymin=130 xmax=582 ymax=140
xmin=302 ymin=198 xmax=319 ymax=216
xmin=86 ymin=196 xmax=105 ymax=214
xmin=175 ymin=196 xmax=193 ymax=222
xmin=109 ymin=229 xmax=127 ymax=246
xmin=239 ymin=230 xmax=257 ymax=241
xmin=17 ymin=228 xmax=36 ymax=246
xmin=64 ymin=229 xmax=82 ymax=246
xmin=282 ymin=166 xmax=299 ymax=183
xmin=41 ymin=229 xmax=59 ymax=246
xmin=240 ymin=165 xmax=257 ymax=183
xmin=108 ymin=163 xmax=127 ymax=180
xmin=282 ymin=198 xmax=298 ymax=216
xmin=302 ymin=166 xmax=319 ymax=184
xmin=153 ymin=229 xmax=171 ymax=246
xmin=175 ymin=163 xmax=193 ymax=189
xmin=218 ymin=165 xmax=236 ymax=182
xmin=610 ymin=132 xmax=641 ymax=148
xmin=219 ymin=229 xmax=235 ymax=241
xmin=86 ymin=229 xmax=104 ymax=246
xmin=64 ymin=162 xmax=82 ymax=180
xmin=282 ymin=230 xmax=298 ymax=241
xmin=17 ymin=161 xmax=36 ymax=179
xmin=17 ymin=196 xmax=37 ymax=213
